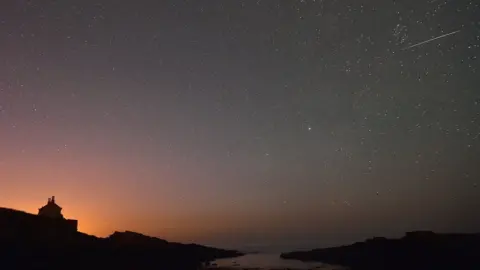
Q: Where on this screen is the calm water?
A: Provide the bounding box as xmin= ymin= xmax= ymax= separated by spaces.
xmin=211 ymin=253 xmax=345 ymax=269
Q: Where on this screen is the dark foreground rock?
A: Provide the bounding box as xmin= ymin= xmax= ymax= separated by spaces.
xmin=0 ymin=207 xmax=242 ymax=270
xmin=281 ymin=231 xmax=480 ymax=270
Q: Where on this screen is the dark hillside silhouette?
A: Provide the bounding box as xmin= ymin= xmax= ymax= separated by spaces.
xmin=0 ymin=204 xmax=242 ymax=270
xmin=281 ymin=231 xmax=480 ymax=270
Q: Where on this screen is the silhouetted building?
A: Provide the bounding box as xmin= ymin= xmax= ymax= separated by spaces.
xmin=38 ymin=196 xmax=63 ymax=219
xmin=36 ymin=196 xmax=78 ymax=232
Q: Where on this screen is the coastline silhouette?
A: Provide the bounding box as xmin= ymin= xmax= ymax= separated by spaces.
xmin=0 ymin=197 xmax=242 ymax=270
xmin=281 ymin=231 xmax=480 ymax=270
xmin=2 ymin=197 xmax=479 ymax=270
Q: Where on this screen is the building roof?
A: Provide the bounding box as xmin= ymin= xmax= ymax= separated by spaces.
xmin=39 ymin=197 xmax=62 ymax=211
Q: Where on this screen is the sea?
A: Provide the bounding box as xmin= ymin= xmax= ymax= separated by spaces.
xmin=210 ymin=253 xmax=346 ymax=269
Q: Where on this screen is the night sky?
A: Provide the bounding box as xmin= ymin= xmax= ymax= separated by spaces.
xmin=1 ymin=0 xmax=479 ymax=251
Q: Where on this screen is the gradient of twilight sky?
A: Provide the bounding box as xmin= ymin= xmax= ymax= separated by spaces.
xmin=0 ymin=0 xmax=479 ymax=251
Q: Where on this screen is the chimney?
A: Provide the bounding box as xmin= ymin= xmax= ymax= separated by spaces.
xmin=52 ymin=196 xmax=55 ymax=203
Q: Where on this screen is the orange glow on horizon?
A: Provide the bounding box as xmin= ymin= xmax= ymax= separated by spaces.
xmin=0 ymin=152 xmax=263 ymax=242
xmin=1 ymin=150 xmax=343 ymax=245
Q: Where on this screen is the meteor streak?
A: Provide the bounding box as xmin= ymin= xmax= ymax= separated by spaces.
xmin=402 ymin=30 xmax=461 ymax=50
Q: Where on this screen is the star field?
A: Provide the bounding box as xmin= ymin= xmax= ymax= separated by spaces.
xmin=0 ymin=0 xmax=479 ymax=251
